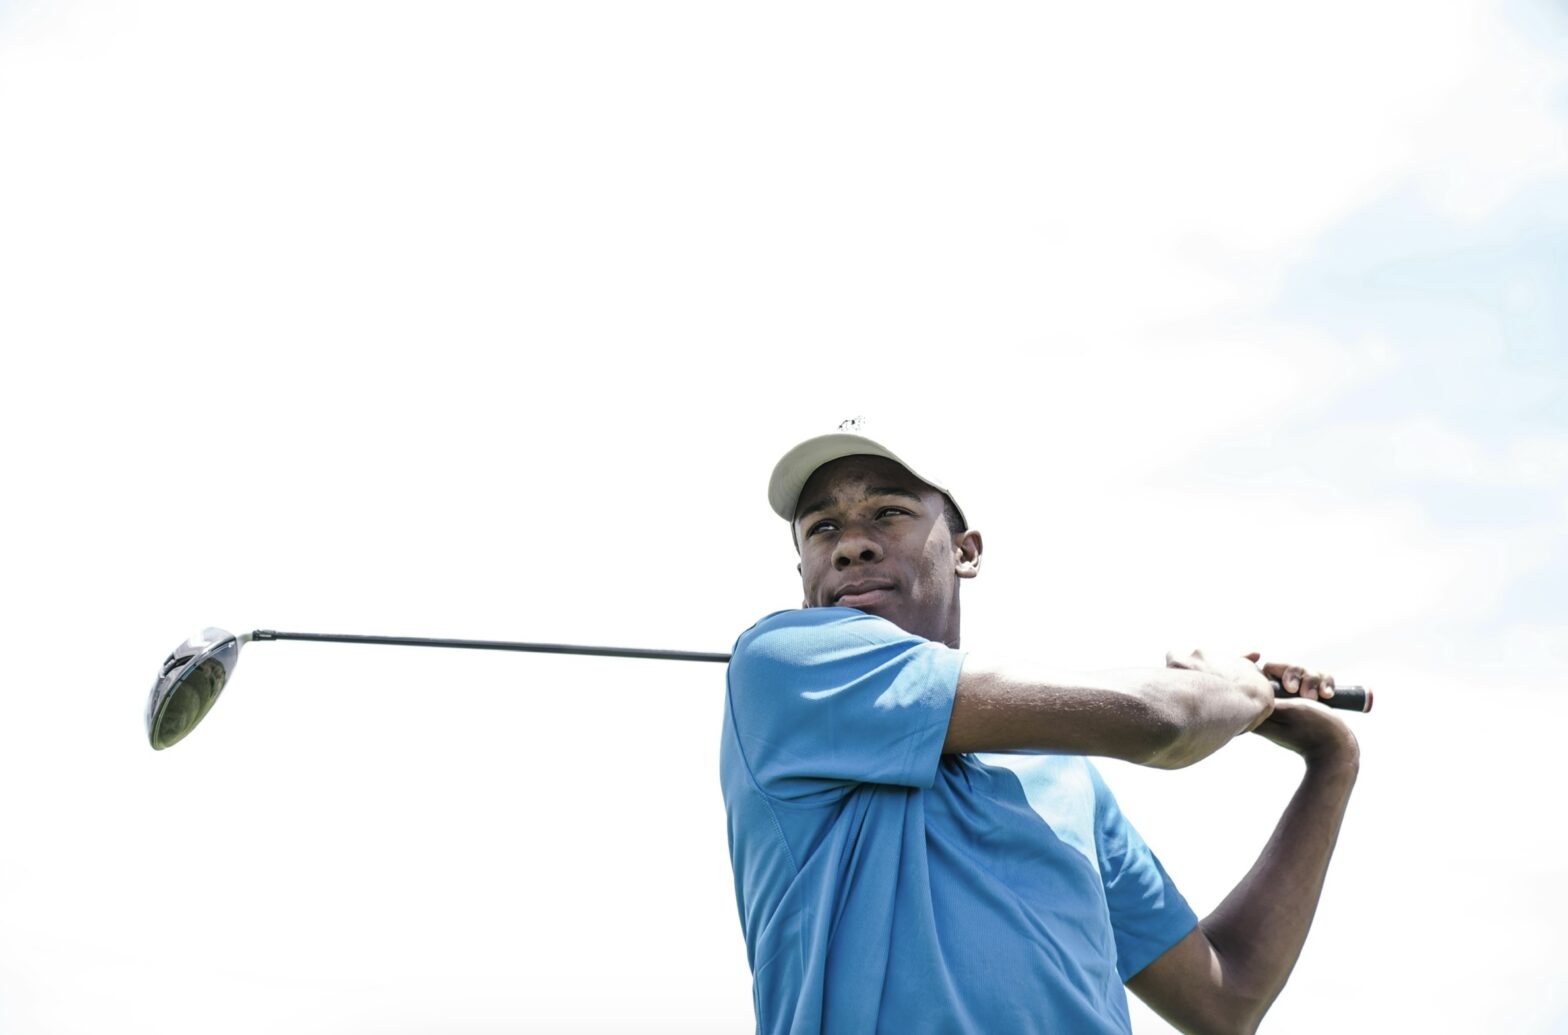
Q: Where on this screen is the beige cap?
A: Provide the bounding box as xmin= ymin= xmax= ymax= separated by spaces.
xmin=767 ymin=417 xmax=967 ymax=528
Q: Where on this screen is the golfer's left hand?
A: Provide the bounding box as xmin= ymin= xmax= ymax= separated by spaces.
xmin=1259 ymin=658 xmax=1335 ymax=701
xmin=1251 ymin=696 xmax=1359 ymax=767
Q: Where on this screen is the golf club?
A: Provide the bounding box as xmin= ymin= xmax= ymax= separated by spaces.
xmin=144 ymin=627 xmax=1372 ymax=750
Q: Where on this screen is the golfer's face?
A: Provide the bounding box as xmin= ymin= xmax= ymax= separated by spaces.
xmin=794 ymin=455 xmax=961 ymax=644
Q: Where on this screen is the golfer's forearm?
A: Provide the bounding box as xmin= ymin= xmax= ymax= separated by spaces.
xmin=1199 ymin=755 xmax=1359 ymax=1028
xmin=944 ymin=660 xmax=1271 ymax=766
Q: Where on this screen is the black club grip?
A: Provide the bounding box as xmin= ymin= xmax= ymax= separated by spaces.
xmin=1271 ymin=681 xmax=1372 ymax=712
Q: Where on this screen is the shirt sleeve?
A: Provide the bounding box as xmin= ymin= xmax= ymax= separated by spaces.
xmin=1088 ymin=762 xmax=1200 ymax=980
xmin=725 ymin=607 xmax=964 ymax=802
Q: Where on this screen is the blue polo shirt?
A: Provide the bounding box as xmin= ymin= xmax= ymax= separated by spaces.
xmin=720 ymin=607 xmax=1197 ymax=1035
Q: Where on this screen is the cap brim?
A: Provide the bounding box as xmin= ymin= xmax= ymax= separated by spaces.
xmin=767 ymin=432 xmax=963 ymax=528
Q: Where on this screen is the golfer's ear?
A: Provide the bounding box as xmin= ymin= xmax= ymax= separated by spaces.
xmin=955 ymin=529 xmax=982 ymax=579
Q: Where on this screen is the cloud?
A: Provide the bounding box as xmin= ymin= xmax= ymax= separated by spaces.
xmin=1197 ymin=171 xmax=1568 ymax=516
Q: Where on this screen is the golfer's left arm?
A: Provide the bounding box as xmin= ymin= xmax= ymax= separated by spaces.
xmin=1125 ymin=696 xmax=1360 ymax=1035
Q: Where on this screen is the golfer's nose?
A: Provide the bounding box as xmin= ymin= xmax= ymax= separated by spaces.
xmin=833 ymin=527 xmax=882 ymax=568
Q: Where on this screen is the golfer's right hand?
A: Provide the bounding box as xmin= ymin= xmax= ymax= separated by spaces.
xmin=1164 ymin=648 xmax=1275 ymax=731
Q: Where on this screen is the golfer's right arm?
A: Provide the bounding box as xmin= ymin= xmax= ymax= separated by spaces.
xmin=943 ymin=650 xmax=1274 ymax=768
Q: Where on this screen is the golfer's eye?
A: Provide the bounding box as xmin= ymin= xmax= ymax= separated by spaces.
xmin=806 ymin=519 xmax=838 ymax=537
xmin=877 ymin=507 xmax=908 ymax=519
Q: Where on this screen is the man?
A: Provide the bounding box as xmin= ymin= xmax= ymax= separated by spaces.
xmin=720 ymin=425 xmax=1360 ymax=1035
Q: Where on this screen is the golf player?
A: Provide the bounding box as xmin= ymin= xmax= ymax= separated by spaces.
xmin=720 ymin=425 xmax=1360 ymax=1034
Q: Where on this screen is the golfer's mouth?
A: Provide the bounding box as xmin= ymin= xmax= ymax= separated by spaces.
xmin=834 ymin=583 xmax=895 ymax=608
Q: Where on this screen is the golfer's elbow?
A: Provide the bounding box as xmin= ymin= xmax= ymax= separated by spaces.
xmin=1205 ymin=994 xmax=1270 ymax=1035
xmin=1188 ymin=1013 xmax=1262 ymax=1035
xmin=1177 ymin=987 xmax=1270 ymax=1035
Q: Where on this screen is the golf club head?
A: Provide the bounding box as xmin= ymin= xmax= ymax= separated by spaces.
xmin=145 ymin=628 xmax=247 ymax=750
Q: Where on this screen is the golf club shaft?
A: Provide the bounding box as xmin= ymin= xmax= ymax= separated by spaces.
xmin=251 ymin=630 xmax=1371 ymax=711
xmin=251 ymin=630 xmax=731 ymax=664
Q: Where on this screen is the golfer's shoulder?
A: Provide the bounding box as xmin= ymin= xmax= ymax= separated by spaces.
xmin=729 ymin=607 xmax=909 ymax=679
xmin=731 ymin=607 xmax=853 ymax=665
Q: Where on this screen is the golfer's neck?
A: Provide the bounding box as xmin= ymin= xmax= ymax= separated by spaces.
xmin=936 ymin=602 xmax=962 ymax=650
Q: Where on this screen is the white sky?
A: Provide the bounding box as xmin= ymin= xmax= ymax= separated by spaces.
xmin=2 ymin=2 xmax=1565 ymax=1032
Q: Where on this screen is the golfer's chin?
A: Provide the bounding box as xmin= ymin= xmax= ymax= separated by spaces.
xmin=833 ymin=595 xmax=919 ymax=635
xmin=813 ymin=590 xmax=919 ymax=634
xmin=851 ymin=599 xmax=949 ymax=645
